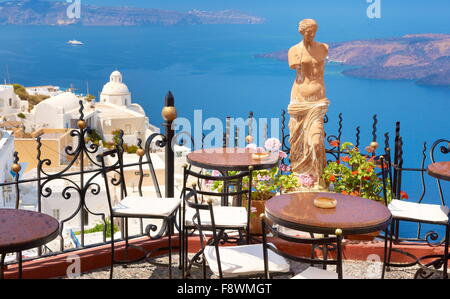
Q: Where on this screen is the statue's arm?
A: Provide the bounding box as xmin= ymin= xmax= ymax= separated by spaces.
xmin=288 ymin=46 xmax=301 ymax=70
xmin=322 ymin=43 xmax=329 ymax=60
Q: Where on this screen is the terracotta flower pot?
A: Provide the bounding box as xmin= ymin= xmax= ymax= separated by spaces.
xmin=243 ymin=199 xmax=267 ymax=236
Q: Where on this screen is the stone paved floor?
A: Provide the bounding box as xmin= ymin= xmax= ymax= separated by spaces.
xmin=67 ymin=253 xmax=441 ymax=279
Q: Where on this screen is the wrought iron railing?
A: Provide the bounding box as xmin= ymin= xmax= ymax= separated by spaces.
xmin=0 ymin=94 xmax=177 ymax=265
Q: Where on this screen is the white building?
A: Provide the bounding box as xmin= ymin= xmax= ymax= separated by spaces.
xmin=0 ymin=130 xmax=16 ymax=208
xmin=26 ymin=85 xmax=62 ymax=97
xmin=0 ymin=85 xmax=29 ymax=120
xmin=95 ymin=70 xmax=159 ymax=145
xmin=25 ymin=71 xmax=158 ymax=145
xmin=26 ymin=92 xmax=95 ymax=132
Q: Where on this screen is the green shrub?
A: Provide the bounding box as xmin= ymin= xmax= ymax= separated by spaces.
xmin=75 ymin=219 xmax=118 ymax=238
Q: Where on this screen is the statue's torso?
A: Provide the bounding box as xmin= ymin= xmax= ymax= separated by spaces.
xmin=289 ymin=41 xmax=328 ymax=103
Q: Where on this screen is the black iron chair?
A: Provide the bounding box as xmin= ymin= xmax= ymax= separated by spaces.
xmin=97 ymin=132 xmax=181 ymax=279
xmin=382 ymin=126 xmax=449 ymax=279
xmin=260 ymin=215 xmax=350 ymax=279
xmin=182 ymin=189 xmax=290 ymax=278
xmin=181 ymin=165 xmax=259 ymax=277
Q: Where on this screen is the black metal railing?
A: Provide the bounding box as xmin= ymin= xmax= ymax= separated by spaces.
xmin=0 ymin=93 xmax=176 ymax=265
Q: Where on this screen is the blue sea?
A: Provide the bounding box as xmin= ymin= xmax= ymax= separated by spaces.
xmin=0 ymin=1 xmax=449 ymax=237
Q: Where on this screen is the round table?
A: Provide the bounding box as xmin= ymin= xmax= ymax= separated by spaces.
xmin=265 ymin=192 xmax=392 ymax=235
xmin=187 ymin=147 xmax=280 ymax=210
xmin=0 ymin=209 xmax=59 ymax=279
xmin=427 ymin=162 xmax=450 ymax=181
xmin=187 ymin=147 xmax=280 ymax=171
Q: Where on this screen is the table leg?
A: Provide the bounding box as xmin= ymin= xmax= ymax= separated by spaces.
xmin=444 ymin=225 xmax=449 ymax=279
xmin=18 ymin=252 xmax=22 ymax=279
xmin=220 ymin=171 xmax=229 ymax=206
xmin=0 ymin=254 xmax=4 ymax=279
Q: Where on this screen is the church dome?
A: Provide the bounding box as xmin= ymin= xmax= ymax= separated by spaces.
xmin=101 ymin=70 xmax=130 ymax=96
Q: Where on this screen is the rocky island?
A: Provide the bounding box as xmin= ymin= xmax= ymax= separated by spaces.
xmin=257 ymin=34 xmax=450 ymax=86
xmin=0 ymin=0 xmax=265 ymax=26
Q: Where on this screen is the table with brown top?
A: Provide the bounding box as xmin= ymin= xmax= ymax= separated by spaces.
xmin=187 ymin=147 xmax=280 ymax=206
xmin=427 ymin=161 xmax=450 ymax=181
xmin=187 ymin=147 xmax=280 ymax=172
xmin=265 ymin=192 xmax=392 ymax=236
xmin=0 ymin=209 xmax=59 ymax=279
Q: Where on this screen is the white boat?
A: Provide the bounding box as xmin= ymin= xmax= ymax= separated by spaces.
xmin=67 ymin=40 xmax=84 ymax=45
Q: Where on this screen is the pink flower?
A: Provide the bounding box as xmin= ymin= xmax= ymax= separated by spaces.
xmin=257 ymin=174 xmax=271 ymax=181
xmin=280 ymin=164 xmax=292 ymax=172
xmin=211 ymin=170 xmax=221 ymax=177
xmin=264 ymin=138 xmax=282 ymax=151
xmin=298 ymin=173 xmax=315 ymax=188
xmin=279 ymin=151 xmax=287 ymax=159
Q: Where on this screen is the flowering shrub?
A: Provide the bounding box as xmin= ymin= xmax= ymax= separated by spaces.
xmin=322 ymin=142 xmax=392 ymax=202
xmin=298 ymin=173 xmax=315 ymax=188
xmin=264 ymin=138 xmax=282 ymax=152
xmin=210 ymin=164 xmax=300 ymax=201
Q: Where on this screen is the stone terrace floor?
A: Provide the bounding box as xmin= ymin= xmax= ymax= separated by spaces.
xmin=66 ymin=253 xmax=441 ymax=279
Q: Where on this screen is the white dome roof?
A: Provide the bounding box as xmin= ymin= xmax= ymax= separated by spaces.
xmin=101 ymin=70 xmax=130 ymax=96
xmin=37 ymin=92 xmax=79 ymax=112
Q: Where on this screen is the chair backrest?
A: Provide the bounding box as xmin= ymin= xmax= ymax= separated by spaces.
xmin=182 ymin=188 xmax=228 ymax=279
xmin=182 ymin=165 xmax=254 ymax=243
xmin=390 ymin=122 xmax=448 ymax=206
xmin=260 ymin=215 xmax=344 ymax=279
xmin=96 ymin=131 xmax=168 ymax=212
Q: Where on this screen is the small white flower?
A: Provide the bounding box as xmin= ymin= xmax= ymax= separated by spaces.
xmin=264 ymin=138 xmax=282 ymax=151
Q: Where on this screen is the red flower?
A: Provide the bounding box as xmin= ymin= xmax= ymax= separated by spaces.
xmin=400 ymin=191 xmax=409 ymax=200
xmin=341 ymin=190 xmax=348 ymax=195
xmin=365 ymin=146 xmax=375 ymax=154
xmin=350 ymin=190 xmax=360 ymax=197
xmin=328 ymin=175 xmax=336 ymax=182
xmin=341 ymin=156 xmax=350 ymax=163
xmin=362 ymin=176 xmax=370 ymax=181
xmin=352 ymin=171 xmax=358 ymax=175
xmin=329 ymin=140 xmax=340 ymax=147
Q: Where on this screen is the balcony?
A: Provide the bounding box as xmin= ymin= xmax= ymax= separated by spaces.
xmin=0 ymin=99 xmax=448 ymax=280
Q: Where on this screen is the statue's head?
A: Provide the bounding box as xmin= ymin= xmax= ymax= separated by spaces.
xmin=298 ymin=19 xmax=318 ymax=42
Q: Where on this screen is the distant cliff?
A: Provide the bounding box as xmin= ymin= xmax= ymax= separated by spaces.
xmin=256 ymin=34 xmax=450 ymax=86
xmin=0 ymin=0 xmax=265 ymax=26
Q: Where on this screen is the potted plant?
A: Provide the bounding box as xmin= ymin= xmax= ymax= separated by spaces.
xmin=321 ymin=142 xmax=399 ymax=240
xmin=209 ymin=161 xmax=300 ymax=235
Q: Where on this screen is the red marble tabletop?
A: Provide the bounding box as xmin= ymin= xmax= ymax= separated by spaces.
xmin=0 ymin=209 xmax=59 ymax=254
xmin=265 ymin=192 xmax=392 ymax=235
xmin=427 ymin=162 xmax=450 ymax=181
xmin=187 ymin=147 xmax=279 ymax=171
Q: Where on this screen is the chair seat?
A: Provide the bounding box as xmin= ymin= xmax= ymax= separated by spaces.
xmin=112 ymin=196 xmax=180 ymax=217
xmin=204 ymin=244 xmax=290 ymax=278
xmin=388 ymin=199 xmax=449 ymax=224
xmin=184 ymin=206 xmax=248 ymax=228
xmin=292 ymin=267 xmax=353 ymax=279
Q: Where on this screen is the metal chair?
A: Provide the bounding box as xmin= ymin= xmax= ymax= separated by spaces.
xmin=383 ymin=126 xmax=449 ymax=279
xmin=97 ymin=132 xmax=181 ymax=279
xmin=182 ymin=189 xmax=290 ymax=278
xmin=181 ymin=165 xmax=257 ymax=277
xmin=260 ymin=215 xmax=350 ymax=279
